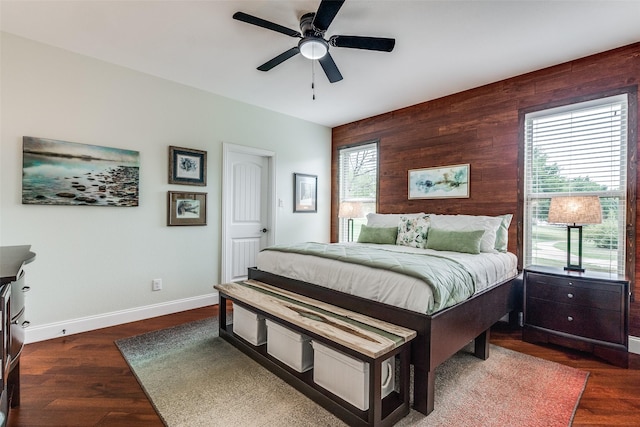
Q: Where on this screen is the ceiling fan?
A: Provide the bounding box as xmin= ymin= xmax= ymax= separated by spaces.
xmin=233 ymin=0 xmax=395 ymax=83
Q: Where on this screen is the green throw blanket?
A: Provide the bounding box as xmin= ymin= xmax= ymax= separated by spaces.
xmin=262 ymin=242 xmax=475 ymax=313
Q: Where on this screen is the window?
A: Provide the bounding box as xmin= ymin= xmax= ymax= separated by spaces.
xmin=338 ymin=141 xmax=378 ymax=242
xmin=523 ymin=94 xmax=629 ymax=275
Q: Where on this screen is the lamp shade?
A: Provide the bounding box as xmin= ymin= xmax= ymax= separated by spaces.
xmin=548 ymin=196 xmax=603 ymax=225
xmin=338 ymin=201 xmax=364 ymax=219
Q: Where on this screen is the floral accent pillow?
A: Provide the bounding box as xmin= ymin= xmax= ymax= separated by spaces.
xmin=396 ymin=215 xmax=430 ymax=248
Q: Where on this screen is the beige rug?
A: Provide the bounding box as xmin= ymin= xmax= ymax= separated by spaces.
xmin=116 ymin=317 xmax=589 ymax=427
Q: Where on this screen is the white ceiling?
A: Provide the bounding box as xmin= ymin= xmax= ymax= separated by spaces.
xmin=2 ymin=1 xmax=639 ymax=128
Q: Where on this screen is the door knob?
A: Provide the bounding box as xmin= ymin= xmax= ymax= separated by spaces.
xmin=261 ymin=228 xmax=268 ymax=233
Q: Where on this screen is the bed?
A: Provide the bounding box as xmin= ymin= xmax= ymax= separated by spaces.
xmin=249 ymin=213 xmax=521 ymax=415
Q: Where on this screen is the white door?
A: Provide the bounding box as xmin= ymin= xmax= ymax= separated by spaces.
xmin=221 ymin=144 xmax=275 ymax=283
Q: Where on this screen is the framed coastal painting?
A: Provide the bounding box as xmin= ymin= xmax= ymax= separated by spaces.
xmin=408 ymin=164 xmax=470 ymax=199
xmin=293 ymin=173 xmax=317 ymax=213
xmin=167 ymin=191 xmax=207 ymax=226
xmin=169 ymin=146 xmax=207 ymax=186
xmin=22 ymin=136 xmax=140 ymax=207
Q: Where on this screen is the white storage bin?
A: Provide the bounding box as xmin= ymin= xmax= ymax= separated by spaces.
xmin=311 ymin=341 xmax=395 ymax=411
xmin=265 ymin=319 xmax=313 ymax=372
xmin=232 ymin=303 xmax=266 ymax=346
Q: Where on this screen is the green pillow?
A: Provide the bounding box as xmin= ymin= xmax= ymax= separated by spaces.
xmin=357 ymin=225 xmax=398 ymax=245
xmin=426 ymin=228 xmax=485 ymax=254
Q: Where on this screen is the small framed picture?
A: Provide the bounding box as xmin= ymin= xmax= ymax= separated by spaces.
xmin=167 ymin=191 xmax=207 ymax=226
xmin=169 ymin=146 xmax=207 ymax=186
xmin=293 ymin=173 xmax=317 ymax=213
xmin=408 ymin=164 xmax=470 ymax=199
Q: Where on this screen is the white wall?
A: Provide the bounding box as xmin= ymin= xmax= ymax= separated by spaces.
xmin=0 ymin=33 xmax=331 ymax=341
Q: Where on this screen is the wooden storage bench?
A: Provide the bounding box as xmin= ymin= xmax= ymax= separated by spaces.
xmin=214 ymin=280 xmax=416 ymax=427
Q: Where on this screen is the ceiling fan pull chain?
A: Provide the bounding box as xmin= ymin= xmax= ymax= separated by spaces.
xmin=311 ymin=59 xmax=316 ymax=100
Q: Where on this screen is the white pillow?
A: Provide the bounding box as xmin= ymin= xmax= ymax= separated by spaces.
xmin=366 ymin=212 xmax=426 ymax=228
xmin=495 ymin=214 xmax=513 ymax=252
xmin=429 ymin=214 xmax=503 ymax=253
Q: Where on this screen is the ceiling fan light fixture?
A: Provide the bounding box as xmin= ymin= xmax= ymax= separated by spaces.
xmin=299 ymin=38 xmax=328 ymax=59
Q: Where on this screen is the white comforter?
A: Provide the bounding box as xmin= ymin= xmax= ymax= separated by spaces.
xmin=256 ymin=243 xmax=518 ymax=314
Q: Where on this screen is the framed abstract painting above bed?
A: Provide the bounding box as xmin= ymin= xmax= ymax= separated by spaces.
xmin=408 ymin=164 xmax=469 ymax=199
xmin=248 ymin=212 xmax=520 ymax=415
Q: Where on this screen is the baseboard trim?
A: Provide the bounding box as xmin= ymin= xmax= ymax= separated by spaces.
xmin=25 ymin=293 xmax=219 ymax=344
xmin=629 ymin=335 xmax=640 ymax=355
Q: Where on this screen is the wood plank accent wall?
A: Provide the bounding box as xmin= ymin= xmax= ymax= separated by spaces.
xmin=331 ymin=42 xmax=640 ymax=337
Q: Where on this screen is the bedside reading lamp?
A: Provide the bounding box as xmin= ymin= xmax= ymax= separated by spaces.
xmin=547 ymin=195 xmax=602 ymax=272
xmin=338 ymin=202 xmax=363 ymax=242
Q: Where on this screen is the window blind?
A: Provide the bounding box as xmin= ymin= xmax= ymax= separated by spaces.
xmin=338 ymin=142 xmax=378 ymax=242
xmin=524 ymin=94 xmax=628 ymax=274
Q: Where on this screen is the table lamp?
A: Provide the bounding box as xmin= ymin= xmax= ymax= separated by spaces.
xmin=547 ymin=195 xmax=602 ymax=272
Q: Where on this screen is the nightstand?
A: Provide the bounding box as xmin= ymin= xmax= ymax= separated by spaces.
xmin=523 ymin=265 xmax=629 ymax=368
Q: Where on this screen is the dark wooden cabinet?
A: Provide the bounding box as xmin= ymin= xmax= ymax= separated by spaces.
xmin=0 ymin=245 xmax=35 ymax=425
xmin=0 ymin=284 xmax=10 ymax=427
xmin=523 ymin=265 xmax=629 ymax=368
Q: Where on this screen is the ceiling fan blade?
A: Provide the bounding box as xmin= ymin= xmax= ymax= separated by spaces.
xmin=312 ymin=0 xmax=346 ymax=32
xmin=233 ymin=12 xmax=301 ymax=38
xmin=318 ymin=52 xmax=343 ymax=83
xmin=257 ymin=47 xmax=300 ymax=71
xmin=330 ymin=35 xmax=395 ymax=52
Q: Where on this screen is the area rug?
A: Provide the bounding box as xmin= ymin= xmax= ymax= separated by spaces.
xmin=116 ymin=317 xmax=589 ymax=427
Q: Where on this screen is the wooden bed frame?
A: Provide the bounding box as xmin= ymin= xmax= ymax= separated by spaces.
xmin=248 ymin=267 xmax=522 ymax=415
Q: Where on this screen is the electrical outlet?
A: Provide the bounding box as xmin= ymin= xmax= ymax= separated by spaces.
xmin=152 ymin=278 xmax=162 ymax=291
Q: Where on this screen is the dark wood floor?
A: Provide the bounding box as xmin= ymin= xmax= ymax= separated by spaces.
xmin=7 ymin=306 xmax=640 ymax=426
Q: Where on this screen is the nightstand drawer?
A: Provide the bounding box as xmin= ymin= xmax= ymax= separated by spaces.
xmin=526 ymin=298 xmax=625 ymax=344
xmin=526 ymin=272 xmax=622 ymax=311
